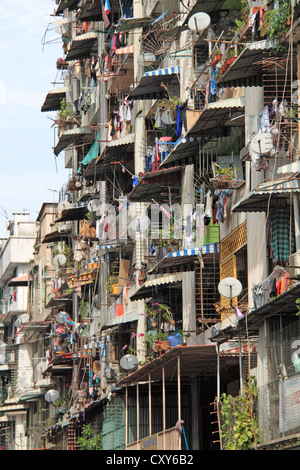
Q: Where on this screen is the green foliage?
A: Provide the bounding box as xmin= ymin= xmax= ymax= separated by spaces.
xmin=260 ymin=1 xmax=291 ymax=39
xmin=220 ymin=376 xmax=260 ymax=450
xmin=214 ymin=163 xmax=236 ymax=180
xmin=77 ymin=424 xmax=103 ymax=450
xmin=296 ymin=298 xmax=300 ymax=316
xmin=57 ymin=97 xmax=77 ymax=124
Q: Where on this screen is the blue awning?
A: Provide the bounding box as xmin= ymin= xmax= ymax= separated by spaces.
xmin=144 ymin=65 xmax=180 ymax=77
xmin=148 ymin=243 xmax=219 ymax=275
xmin=128 ymin=66 xmax=180 ymax=100
xmin=167 ymin=243 xmax=219 ymax=258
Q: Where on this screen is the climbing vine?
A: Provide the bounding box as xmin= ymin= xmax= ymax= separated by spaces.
xmin=219 ymin=376 xmax=260 ymax=450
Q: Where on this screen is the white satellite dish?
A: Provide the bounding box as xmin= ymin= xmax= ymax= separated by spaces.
xmin=55 ymin=312 xmax=67 ymax=324
xmin=87 ymin=199 xmax=100 ymax=213
xmin=161 ymin=111 xmax=176 ymax=125
xmin=137 ymin=52 xmax=156 ymax=65
xmin=58 ymin=200 xmax=71 ymax=211
xmin=120 ymin=354 xmax=138 ymax=371
xmin=250 ymin=130 xmax=273 ymax=155
xmin=218 ymin=277 xmax=243 ymax=299
xmin=53 ymin=253 xmax=67 ymax=267
xmin=45 ymin=389 xmax=59 ymax=404
xmin=188 ymin=12 xmax=211 ymax=33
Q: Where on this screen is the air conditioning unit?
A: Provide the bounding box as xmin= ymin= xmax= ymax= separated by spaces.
xmin=289 ymin=252 xmax=300 ymax=278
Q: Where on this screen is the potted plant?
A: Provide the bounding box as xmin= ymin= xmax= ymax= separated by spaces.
xmin=145 ymin=303 xmax=158 ymax=328
xmin=215 ymin=48 xmax=222 ymax=61
xmin=154 ymin=331 xmax=170 ymax=352
xmin=159 ymin=303 xmax=175 ymax=326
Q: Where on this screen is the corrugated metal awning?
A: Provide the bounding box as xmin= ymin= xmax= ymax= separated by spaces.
xmin=56 ymin=0 xmax=79 ymax=15
xmin=78 ymin=0 xmax=103 ymax=21
xmin=130 ymin=273 xmax=182 ymax=301
xmin=117 ymin=345 xmax=237 ymax=385
xmin=42 ymin=230 xmax=70 ymax=244
xmin=8 ymin=275 xmax=33 ymax=286
xmin=107 ymin=308 xmax=139 ymax=327
xmin=115 ymin=45 xmax=134 ymax=55
xmin=187 ymin=97 xmax=245 ymax=137
xmin=116 ymin=17 xmax=154 ymax=32
xmin=65 ymin=32 xmax=98 ymax=61
xmin=54 ymin=126 xmax=92 ymax=156
xmin=55 ymin=205 xmax=88 ymax=222
xmin=159 ymin=137 xmax=202 ymax=167
xmin=128 ymin=66 xmax=180 ymax=101
xmin=232 ymin=175 xmax=300 ymax=213
xmin=41 ymin=86 xmax=69 ymax=112
xmin=101 ymin=133 xmax=135 ymax=162
xmin=127 ymin=166 xmax=182 ymax=203
xmin=218 ymin=39 xmax=281 ymax=85
xmin=148 ymin=243 xmax=219 ymax=274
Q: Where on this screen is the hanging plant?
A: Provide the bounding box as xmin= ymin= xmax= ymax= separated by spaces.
xmin=260 ymin=0 xmax=292 ymax=40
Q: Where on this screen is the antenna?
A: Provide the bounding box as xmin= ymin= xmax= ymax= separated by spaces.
xmin=218 ymin=277 xmax=242 ymax=306
xmin=188 ymin=12 xmax=211 ymax=33
xmin=120 ymin=354 xmax=138 ymax=371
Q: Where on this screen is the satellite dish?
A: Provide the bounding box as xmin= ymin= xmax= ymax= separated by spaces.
xmin=56 ymin=312 xmax=67 ymax=324
xmin=250 ymin=130 xmax=273 ymax=155
xmin=53 ymin=254 xmax=67 ymax=267
xmin=120 ymin=354 xmax=138 ymax=371
xmin=58 ymin=200 xmax=71 ymax=211
xmin=161 ymin=111 xmax=176 ymax=125
xmin=138 ymin=52 xmax=156 ymax=65
xmin=45 ymin=389 xmax=59 ymax=404
xmin=87 ymin=199 xmax=100 ymax=213
xmin=188 ymin=12 xmax=211 ymax=33
xmin=218 ymin=277 xmax=243 ymax=298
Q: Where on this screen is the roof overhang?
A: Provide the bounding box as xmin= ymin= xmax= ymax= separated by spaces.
xmin=41 ymin=87 xmax=69 ymax=112
xmin=116 ymin=17 xmax=154 ymax=32
xmin=117 ymin=344 xmax=238 ymax=385
xmin=101 ymin=133 xmax=135 ymax=162
xmin=212 ymin=282 xmax=300 ymax=341
xmin=54 ymin=126 xmax=92 ymax=156
xmin=78 ymin=0 xmax=104 ymax=21
xmin=42 ymin=230 xmax=71 ymax=244
xmin=8 ymin=275 xmax=33 ymax=287
xmin=127 ymin=167 xmax=182 ymax=203
xmin=186 ymin=96 xmax=245 ymax=137
xmin=55 ymin=205 xmax=88 ymax=223
xmin=184 ymin=0 xmax=237 ymax=24
xmin=130 ymin=273 xmax=183 ymax=301
xmin=218 ymin=39 xmax=283 ymax=85
xmin=149 ymin=243 xmax=219 ymax=275
xmin=232 ymin=174 xmax=300 ymax=213
xmin=128 ymin=66 xmax=180 ymax=101
xmin=45 ymin=293 xmax=73 ymax=309
xmin=159 ymin=137 xmax=202 ymax=168
xmin=55 ymin=0 xmax=79 ymax=15
xmin=65 ymin=32 xmax=99 ymax=61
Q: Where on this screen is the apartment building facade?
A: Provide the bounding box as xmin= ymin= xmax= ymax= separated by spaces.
xmin=0 ymin=0 xmax=299 ymax=451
